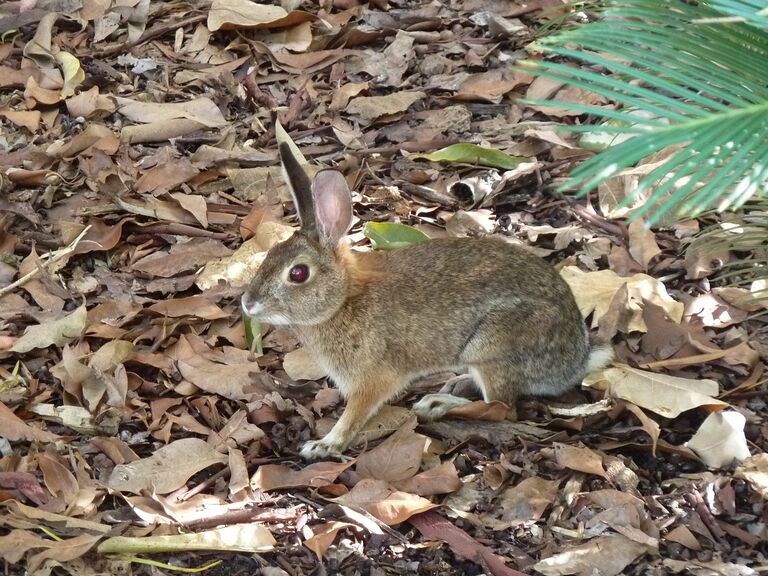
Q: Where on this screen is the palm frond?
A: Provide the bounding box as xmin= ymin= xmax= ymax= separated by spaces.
xmin=520 ymin=0 xmax=768 ymax=225
xmin=687 ymin=201 xmax=768 ymax=306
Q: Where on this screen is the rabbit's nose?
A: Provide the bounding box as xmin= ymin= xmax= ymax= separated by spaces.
xmin=241 ymin=294 xmax=263 ymax=317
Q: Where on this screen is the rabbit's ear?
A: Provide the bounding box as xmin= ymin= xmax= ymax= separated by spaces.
xmin=279 ymin=142 xmax=318 ymax=237
xmin=312 ymin=169 xmax=352 ymax=246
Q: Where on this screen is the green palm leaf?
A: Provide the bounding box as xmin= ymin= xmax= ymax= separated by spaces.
xmin=687 ymin=200 xmax=768 ymax=306
xmin=520 ymin=0 xmax=768 ymax=225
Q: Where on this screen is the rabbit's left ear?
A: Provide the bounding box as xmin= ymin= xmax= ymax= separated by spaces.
xmin=311 ymin=169 xmax=352 ymax=246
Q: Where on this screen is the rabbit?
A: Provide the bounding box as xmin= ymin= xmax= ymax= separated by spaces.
xmin=241 ymin=143 xmax=613 ymax=460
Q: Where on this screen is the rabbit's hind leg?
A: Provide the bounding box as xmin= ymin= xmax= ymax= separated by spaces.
xmin=469 ymin=362 xmax=521 ymax=421
xmin=412 ymin=393 xmax=472 ymax=421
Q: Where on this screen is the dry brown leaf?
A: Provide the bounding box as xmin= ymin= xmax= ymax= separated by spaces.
xmin=105 ymin=438 xmax=226 ymax=494
xmin=684 ymin=293 xmax=748 ymax=329
xmin=664 ymin=525 xmax=702 ymax=550
xmin=207 ymin=0 xmax=313 ymax=31
xmin=0 ymin=110 xmax=41 ymax=132
xmin=116 ymin=97 xmax=227 ymax=127
xmin=303 ymin=521 xmax=356 ymax=560
xmin=628 ymin=218 xmax=661 ymax=270
xmin=533 ymin=534 xmax=650 ymax=576
xmin=18 ymin=248 xmax=64 ymax=312
xmin=409 ymin=511 xmax=525 ymax=576
xmin=134 ymin=159 xmax=198 ymax=195
xmin=335 ymin=478 xmax=437 ymax=525
xmin=251 ymin=460 xmax=353 ymax=492
xmin=132 ymin=238 xmax=232 ymax=278
xmin=0 ymin=530 xmax=57 ymax=564
xmin=65 ymin=85 xmax=116 ymax=118
xmin=453 ymin=70 xmax=526 ymax=104
xmin=28 ymin=534 xmax=102 ymax=575
xmin=356 ymin=406 xmax=416 ymax=446
xmin=392 ymin=461 xmax=463 ymax=496
xmin=171 ymin=192 xmax=208 ymax=228
xmin=356 ymin=419 xmax=426 ymax=482
xmin=487 ymin=476 xmax=560 ymax=528
xmin=196 ymin=222 xmax=294 ymax=290
xmin=345 ymin=91 xmax=425 ymax=120
xmin=148 ymin=296 xmax=228 ymax=320
xmin=177 ymin=353 xmax=265 ymax=400
xmin=446 ymin=400 xmax=509 ymax=421
xmin=0 ymin=401 xmax=58 ymax=443
xmin=330 ymin=81 xmax=370 ymax=111
xmin=553 ymin=443 xmax=607 ymax=479
xmin=10 ymin=304 xmax=86 ymax=353
xmin=38 ymin=450 xmax=79 ymax=508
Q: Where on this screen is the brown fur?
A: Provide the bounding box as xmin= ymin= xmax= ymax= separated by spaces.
xmin=241 ymin=145 xmax=612 ymax=459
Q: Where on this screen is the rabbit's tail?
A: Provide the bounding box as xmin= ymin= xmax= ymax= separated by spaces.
xmin=585 ymin=344 xmax=614 ymax=374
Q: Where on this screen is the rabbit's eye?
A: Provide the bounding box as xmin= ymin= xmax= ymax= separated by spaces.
xmin=288 ymin=264 xmax=310 ymax=283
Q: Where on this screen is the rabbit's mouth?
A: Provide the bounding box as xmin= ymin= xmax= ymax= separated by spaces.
xmin=241 ymin=294 xmax=263 ymax=317
xmin=241 ymin=294 xmax=292 ymax=325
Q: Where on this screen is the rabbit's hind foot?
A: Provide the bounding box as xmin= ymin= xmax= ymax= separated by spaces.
xmin=413 ymin=393 xmax=472 ymax=421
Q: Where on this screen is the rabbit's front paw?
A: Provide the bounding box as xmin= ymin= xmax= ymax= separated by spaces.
xmin=299 ymin=438 xmax=345 ymax=461
xmin=413 ymin=393 xmax=472 ymax=421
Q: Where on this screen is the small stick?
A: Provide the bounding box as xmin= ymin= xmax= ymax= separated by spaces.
xmin=0 ymin=225 xmax=91 ymax=298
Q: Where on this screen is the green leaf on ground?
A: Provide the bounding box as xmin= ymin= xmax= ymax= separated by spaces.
xmin=415 ymin=143 xmax=526 ymax=170
xmin=364 ymin=222 xmax=429 ymax=250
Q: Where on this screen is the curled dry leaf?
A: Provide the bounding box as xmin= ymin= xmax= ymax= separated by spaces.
xmin=561 ymin=267 xmax=684 ymax=332
xmin=106 ymin=438 xmax=226 ymax=495
xmin=207 ymin=0 xmax=313 ymax=31
xmin=686 ymin=411 xmax=750 ymax=468
xmin=623 ymin=402 xmax=661 ymax=456
xmin=584 ymin=365 xmax=727 ymax=419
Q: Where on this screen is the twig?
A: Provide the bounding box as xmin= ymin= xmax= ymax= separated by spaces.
xmin=0 ymin=225 xmax=91 ymax=298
